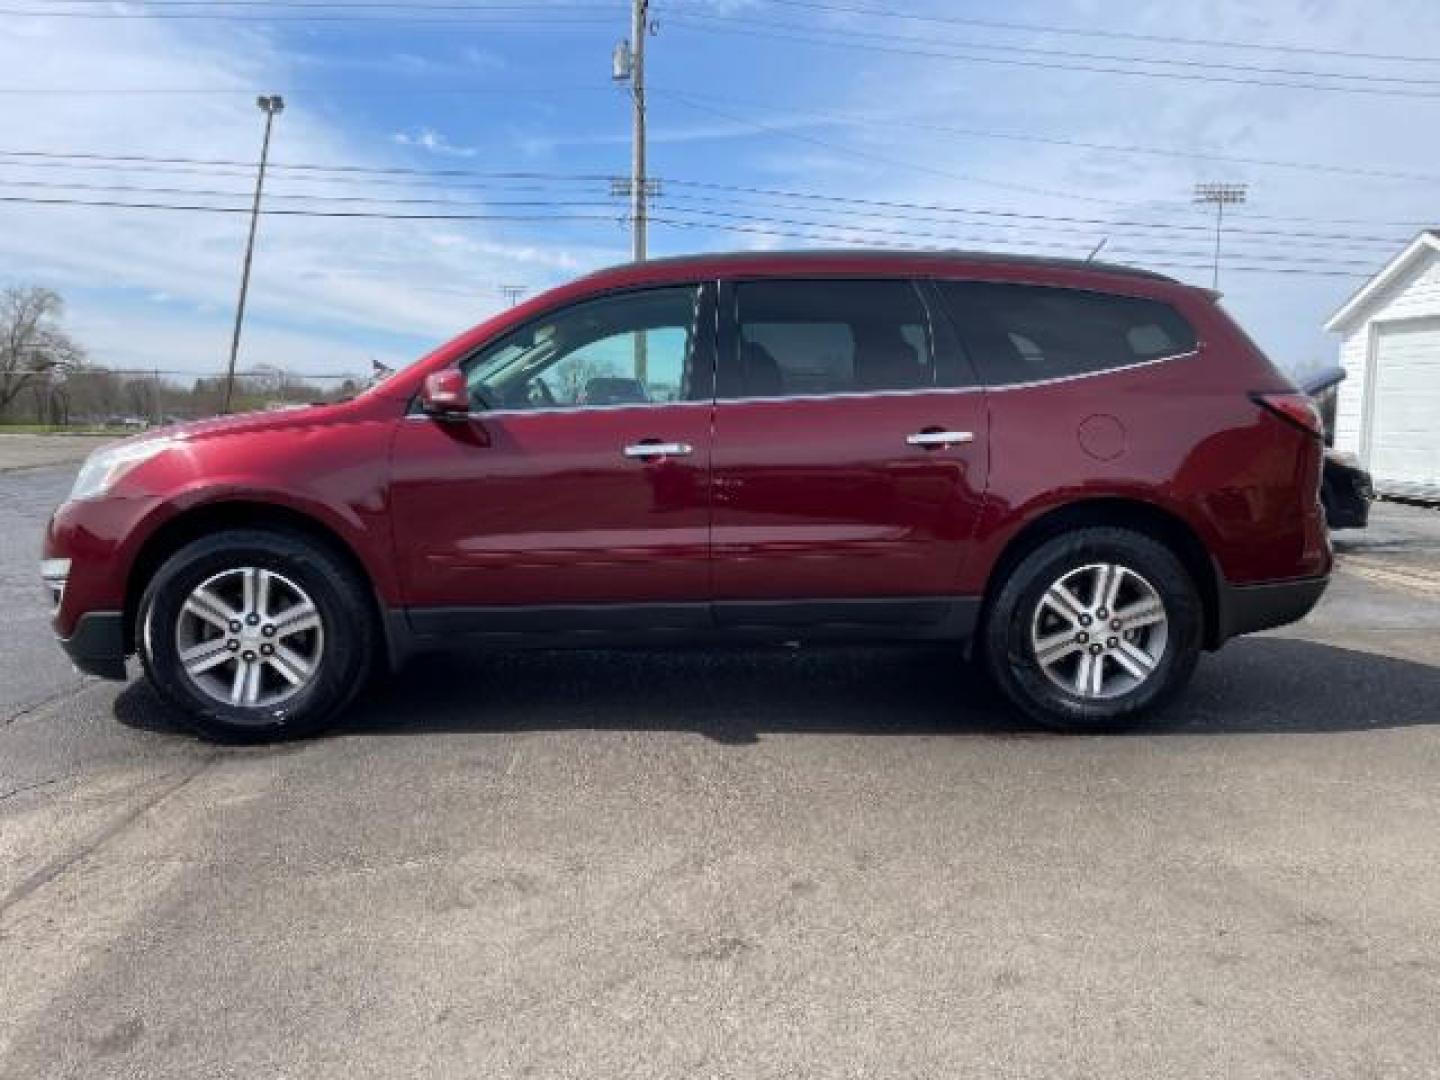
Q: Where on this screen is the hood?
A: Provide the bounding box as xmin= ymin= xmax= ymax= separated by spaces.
xmin=141 ymin=399 xmax=363 ymax=445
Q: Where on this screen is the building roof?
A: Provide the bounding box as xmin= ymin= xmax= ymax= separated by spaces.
xmin=1324 ymin=229 xmax=1440 ymax=333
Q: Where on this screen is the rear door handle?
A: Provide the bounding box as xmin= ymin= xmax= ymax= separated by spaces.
xmin=905 ymin=430 xmax=974 ymax=448
xmin=623 ymin=441 xmax=693 ymax=459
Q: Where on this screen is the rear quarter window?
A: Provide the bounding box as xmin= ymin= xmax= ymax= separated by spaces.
xmin=935 ymin=281 xmax=1197 ymax=387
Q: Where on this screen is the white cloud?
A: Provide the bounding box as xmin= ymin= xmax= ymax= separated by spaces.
xmin=392 ymin=127 xmax=478 ymax=158
xmin=708 ymin=0 xmax=1440 ymax=370
xmin=0 ymin=13 xmax=624 ymax=377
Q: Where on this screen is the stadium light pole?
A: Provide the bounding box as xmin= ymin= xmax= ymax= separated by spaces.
xmin=222 ymin=94 xmax=285 ymax=414
xmin=1193 ymin=182 xmax=1248 ymax=291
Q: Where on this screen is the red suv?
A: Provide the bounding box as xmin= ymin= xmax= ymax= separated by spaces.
xmin=44 ymin=250 xmax=1331 ymax=740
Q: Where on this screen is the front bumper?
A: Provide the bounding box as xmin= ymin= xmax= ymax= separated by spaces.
xmin=1214 ymin=574 xmax=1329 ymax=646
xmin=58 ymin=610 xmax=129 ymax=680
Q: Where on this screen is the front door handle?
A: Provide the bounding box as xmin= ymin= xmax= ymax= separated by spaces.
xmin=905 ymin=430 xmax=974 ymax=448
xmin=623 ymin=441 xmax=693 ymax=459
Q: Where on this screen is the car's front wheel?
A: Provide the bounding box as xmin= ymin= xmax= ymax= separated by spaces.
xmin=982 ymin=526 xmax=1203 ymax=731
xmin=137 ymin=529 xmax=376 ymax=741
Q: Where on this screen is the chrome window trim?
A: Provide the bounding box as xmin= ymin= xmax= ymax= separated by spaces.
xmin=405 ymin=399 xmax=713 ymax=421
xmin=983 ymin=349 xmax=1197 ymax=393
xmin=714 ymin=385 xmax=981 ymax=407
xmin=709 ymin=349 xmax=1196 ymax=406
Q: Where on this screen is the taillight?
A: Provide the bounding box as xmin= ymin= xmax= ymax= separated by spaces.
xmin=1252 ymin=392 xmax=1324 ymax=438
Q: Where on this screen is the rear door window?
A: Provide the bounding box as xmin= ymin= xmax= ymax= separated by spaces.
xmin=727 ymin=279 xmax=937 ymax=398
xmin=934 ymin=281 xmax=1197 ymax=387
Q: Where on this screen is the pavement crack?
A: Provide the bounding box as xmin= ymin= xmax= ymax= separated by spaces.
xmin=0 ymin=753 xmax=219 ymax=920
xmin=2 ymin=678 xmax=94 ymax=728
xmin=0 ymin=777 xmax=65 ymax=804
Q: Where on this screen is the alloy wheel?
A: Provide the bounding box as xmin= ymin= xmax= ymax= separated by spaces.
xmin=172 ymin=567 xmax=325 ymax=709
xmin=1029 ymin=562 xmax=1169 ymax=701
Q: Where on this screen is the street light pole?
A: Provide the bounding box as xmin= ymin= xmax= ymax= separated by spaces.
xmin=1192 ymin=182 xmax=1248 ymax=291
xmin=222 ymin=94 xmax=284 ymax=414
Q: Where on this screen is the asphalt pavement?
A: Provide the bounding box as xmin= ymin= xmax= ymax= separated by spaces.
xmin=3 ymin=450 xmax=1439 ymax=1079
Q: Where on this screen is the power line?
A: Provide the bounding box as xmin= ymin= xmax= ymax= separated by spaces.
xmin=0 ymin=149 xmax=611 ymax=180
xmin=645 ymin=203 xmax=1383 ymax=269
xmin=671 ymin=9 xmax=1440 ymax=88
xmin=651 ymin=191 xmax=1405 ymax=251
xmin=20 ymin=0 xmax=614 ymax=8
xmin=665 ymin=14 xmax=1440 ymax=100
xmin=0 ymin=147 xmax=1431 ymax=231
xmin=0 ymin=5 xmax=616 ymax=22
xmin=660 ymin=175 xmax=1432 ymax=233
xmin=0 ymin=146 xmax=1422 ymax=233
xmin=644 ymin=217 xmax=1374 ymax=278
xmin=663 ymin=94 xmax=1137 ymax=208
xmin=0 ymin=192 xmax=629 ymax=221
xmin=0 ymin=84 xmax=601 ymax=96
xmin=0 ymin=173 xmax=1409 ymax=253
xmin=0 ymin=176 xmax=627 ymax=209
xmin=656 ymin=88 xmax=1440 ymax=186
xmin=0 ymin=184 xmax=1386 ymax=279
xmin=0 ymin=189 xmax=1384 ymax=276
xmin=0 ymin=158 xmax=601 ymax=195
xmin=720 ymin=0 xmax=1440 ymax=66
xmin=30 ymin=0 xmax=612 ymax=6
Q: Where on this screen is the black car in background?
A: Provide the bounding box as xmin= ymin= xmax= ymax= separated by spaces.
xmin=1304 ymin=368 xmax=1374 ymax=530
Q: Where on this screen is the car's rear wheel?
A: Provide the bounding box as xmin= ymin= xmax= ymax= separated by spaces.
xmin=137 ymin=529 xmax=375 ymax=741
xmin=982 ymin=526 xmax=1202 ymax=731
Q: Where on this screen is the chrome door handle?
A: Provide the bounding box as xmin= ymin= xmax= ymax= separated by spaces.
xmin=623 ymin=441 xmax=693 ymax=459
xmin=906 ymin=430 xmax=974 ymax=448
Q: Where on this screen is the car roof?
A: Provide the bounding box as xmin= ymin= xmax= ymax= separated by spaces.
xmin=577 ymin=248 xmax=1180 ymax=291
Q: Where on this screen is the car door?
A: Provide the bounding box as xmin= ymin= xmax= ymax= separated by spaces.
xmin=390 ymin=283 xmax=715 ymax=634
xmin=709 ymin=277 xmax=989 ymax=630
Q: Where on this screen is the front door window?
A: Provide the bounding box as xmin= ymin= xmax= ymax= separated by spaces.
xmin=462 ymin=287 xmax=701 ymax=411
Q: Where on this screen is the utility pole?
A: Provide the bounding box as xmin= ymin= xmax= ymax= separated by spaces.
xmin=612 ymin=0 xmax=649 ymax=263
xmin=1193 ymin=182 xmax=1247 ymax=291
xmin=500 ymin=284 xmax=526 ymax=307
xmin=613 ymin=2 xmax=652 ymax=381
xmin=222 ymin=94 xmax=284 ymax=414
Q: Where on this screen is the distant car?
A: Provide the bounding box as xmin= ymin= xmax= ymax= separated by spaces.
xmin=1300 ymin=367 xmax=1373 ymax=530
xmin=1321 ymin=449 xmax=1373 ymax=529
xmin=45 ymin=249 xmax=1331 ymax=740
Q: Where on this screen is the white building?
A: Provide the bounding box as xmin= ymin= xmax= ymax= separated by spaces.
xmin=1325 ymin=229 xmax=1440 ymax=500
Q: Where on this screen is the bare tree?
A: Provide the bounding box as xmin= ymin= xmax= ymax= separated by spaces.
xmin=0 ymin=286 xmax=86 ymax=417
xmin=552 ymin=352 xmax=618 ymax=405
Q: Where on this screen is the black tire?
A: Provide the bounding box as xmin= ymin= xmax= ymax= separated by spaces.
xmin=981 ymin=526 xmax=1203 ymax=732
xmin=137 ymin=529 xmax=376 ymax=742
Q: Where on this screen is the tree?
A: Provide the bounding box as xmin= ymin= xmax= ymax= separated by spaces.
xmin=552 ymin=351 xmax=618 ymax=405
xmin=0 ymin=286 xmax=86 ymax=417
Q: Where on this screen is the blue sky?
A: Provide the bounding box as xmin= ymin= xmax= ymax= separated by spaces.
xmin=2 ymin=0 xmax=1439 ymax=383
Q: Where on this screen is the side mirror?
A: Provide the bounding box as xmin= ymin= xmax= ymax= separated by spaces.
xmin=420 ymin=370 xmax=470 ymax=419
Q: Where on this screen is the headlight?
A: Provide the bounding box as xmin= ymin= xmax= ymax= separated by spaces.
xmin=69 ymin=437 xmax=181 ymax=501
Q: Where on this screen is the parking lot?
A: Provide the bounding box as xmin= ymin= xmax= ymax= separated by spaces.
xmin=3 ymin=438 xmax=1440 ymax=1078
